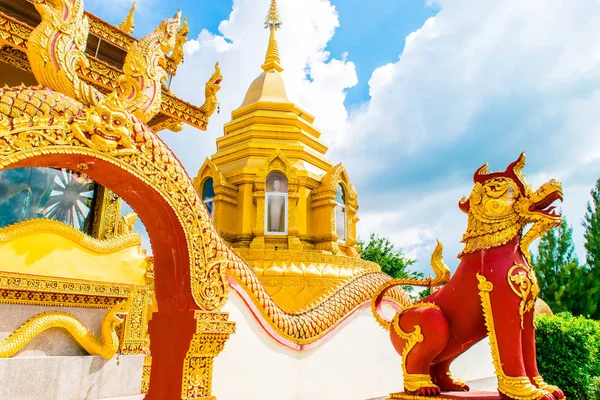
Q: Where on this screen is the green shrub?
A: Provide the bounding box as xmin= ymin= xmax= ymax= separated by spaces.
xmin=590 ymin=377 xmax=600 ymax=400
xmin=535 ymin=312 xmax=600 ymax=400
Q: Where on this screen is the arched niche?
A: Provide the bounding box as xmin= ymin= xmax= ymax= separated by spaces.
xmin=265 ymin=171 xmax=288 ymax=234
xmin=311 ymin=163 xmax=359 ymax=255
xmin=335 ymin=183 xmax=347 ymax=242
xmin=202 ymin=177 xmax=216 ymax=219
xmin=0 ymin=88 xmax=241 ymax=399
xmin=194 ymin=157 xmax=238 ymax=232
xmin=251 ymin=149 xmax=300 ymax=249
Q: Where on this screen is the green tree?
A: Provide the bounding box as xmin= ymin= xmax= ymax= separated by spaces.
xmin=358 ymin=233 xmax=427 ymax=297
xmin=583 ymin=178 xmax=600 ymax=319
xmin=358 ymin=233 xmax=417 ymax=279
xmin=533 ymin=216 xmax=589 ymax=315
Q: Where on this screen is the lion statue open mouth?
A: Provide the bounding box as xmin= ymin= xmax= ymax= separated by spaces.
xmin=372 ymin=153 xmax=564 ymax=400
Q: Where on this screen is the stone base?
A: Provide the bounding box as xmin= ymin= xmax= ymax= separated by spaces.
xmin=0 ymin=355 xmax=144 ymax=400
xmin=387 ymin=392 xmax=500 ymax=400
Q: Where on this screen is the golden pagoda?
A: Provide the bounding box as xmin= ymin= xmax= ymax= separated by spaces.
xmin=195 ymin=0 xmax=367 ymax=312
xmin=0 ymin=0 xmax=411 ymax=398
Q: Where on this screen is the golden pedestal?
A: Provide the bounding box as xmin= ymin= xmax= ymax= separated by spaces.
xmin=181 ymin=311 xmax=236 ymax=400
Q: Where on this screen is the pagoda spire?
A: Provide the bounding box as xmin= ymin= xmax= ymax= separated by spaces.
xmin=119 ymin=2 xmax=136 ymax=35
xmin=261 ymin=0 xmax=283 ymax=73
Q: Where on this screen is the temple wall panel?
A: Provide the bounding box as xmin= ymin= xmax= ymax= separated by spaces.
xmin=215 ymin=198 xmax=237 ymax=234
xmin=296 ymin=185 xmax=310 ymax=236
xmin=240 ymin=183 xmax=256 ymax=236
xmin=0 ymin=355 xmax=144 ymax=399
xmin=212 ymin=293 xmax=496 ymax=400
xmin=310 ymin=204 xmax=336 ymax=249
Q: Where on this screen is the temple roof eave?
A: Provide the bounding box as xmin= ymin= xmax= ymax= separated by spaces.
xmin=211 ymin=147 xmax=333 ymax=179
xmin=223 ymin=116 xmax=322 ymax=141
xmin=217 ymin=127 xmax=329 ymax=154
xmin=228 ymin=100 xmax=316 ymax=125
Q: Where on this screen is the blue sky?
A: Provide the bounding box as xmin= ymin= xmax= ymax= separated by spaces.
xmin=91 ymin=0 xmax=600 ymax=274
xmin=327 ymin=0 xmax=438 ymax=107
xmin=89 ymin=0 xmax=438 ymax=108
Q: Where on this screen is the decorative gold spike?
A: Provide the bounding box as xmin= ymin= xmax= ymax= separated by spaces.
xmin=264 ymin=0 xmax=282 ymax=29
xmin=119 ymin=2 xmax=136 ymax=35
xmin=261 ymin=0 xmax=283 ymax=73
xmin=171 ymin=17 xmax=189 ymax=68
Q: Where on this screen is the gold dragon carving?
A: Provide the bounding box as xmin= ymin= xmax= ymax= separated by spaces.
xmin=198 ymin=62 xmax=223 ymax=119
xmin=0 ymin=12 xmax=220 ymax=131
xmin=27 ymin=0 xmax=185 ymax=124
xmin=0 ymin=298 xmax=131 ymax=359
xmin=119 ymin=2 xmax=136 ymax=35
xmin=71 ymin=92 xmax=137 ymax=155
xmin=171 ymin=16 xmax=189 ymax=68
xmin=27 ymin=0 xmax=101 ymax=105
xmin=117 ymin=11 xmax=181 ymax=122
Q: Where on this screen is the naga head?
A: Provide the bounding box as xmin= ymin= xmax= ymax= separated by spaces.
xmin=177 ymin=17 xmax=190 ymax=44
xmin=108 ymin=297 xmax=132 ymax=326
xmin=157 ymin=10 xmax=182 ymax=53
xmin=458 ymin=153 xmax=562 ymax=263
xmin=206 ymin=62 xmax=223 ymax=95
xmin=32 ymin=0 xmax=85 ymax=24
xmin=32 ymin=0 xmax=67 ymax=20
xmin=84 ymin=94 xmax=135 ymax=152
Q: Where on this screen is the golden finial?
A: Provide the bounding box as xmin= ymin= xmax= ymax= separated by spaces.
xmin=261 ymin=0 xmax=283 ymax=73
xmin=264 ymin=0 xmax=282 ymax=30
xmin=119 ymin=2 xmax=136 ymax=35
xmin=171 ymin=17 xmax=190 ymax=68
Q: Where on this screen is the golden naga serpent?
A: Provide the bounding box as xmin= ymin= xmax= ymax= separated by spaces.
xmin=0 ymin=299 xmax=129 ymax=359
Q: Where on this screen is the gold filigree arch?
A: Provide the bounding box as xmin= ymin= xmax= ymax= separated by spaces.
xmin=251 ymin=149 xmax=301 ymax=249
xmin=194 ymin=157 xmax=237 ymax=198
xmin=0 ymin=85 xmax=245 ymax=399
xmin=0 ymin=88 xmax=231 ymax=311
xmin=255 ymin=148 xmax=299 ymax=183
xmin=5 ymin=0 xmax=233 ymax=396
xmin=317 ymin=163 xmax=358 ymax=207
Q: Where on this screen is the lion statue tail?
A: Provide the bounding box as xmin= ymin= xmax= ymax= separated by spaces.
xmin=371 ymin=240 xmax=450 ymax=330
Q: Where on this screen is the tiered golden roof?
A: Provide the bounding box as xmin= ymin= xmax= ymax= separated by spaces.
xmin=194 ymin=0 xmax=378 ymax=312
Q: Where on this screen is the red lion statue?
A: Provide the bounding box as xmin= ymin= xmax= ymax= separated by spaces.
xmin=372 ymin=153 xmax=564 ymax=400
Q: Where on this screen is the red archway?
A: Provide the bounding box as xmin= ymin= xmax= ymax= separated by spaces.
xmin=3 ymin=153 xmax=194 ymax=398
xmin=0 ymin=85 xmax=242 ymax=398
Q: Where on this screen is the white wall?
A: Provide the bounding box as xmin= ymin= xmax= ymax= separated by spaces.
xmin=212 ymin=292 xmax=495 ymax=400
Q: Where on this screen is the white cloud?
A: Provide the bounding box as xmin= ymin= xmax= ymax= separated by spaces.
xmin=331 ymin=0 xmax=600 ymax=267
xmin=157 ymin=0 xmax=600 ymax=271
xmin=164 ymin=0 xmax=357 ymax=175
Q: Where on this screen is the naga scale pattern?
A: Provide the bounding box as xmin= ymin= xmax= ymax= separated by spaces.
xmin=0 ymin=299 xmax=130 ymax=359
